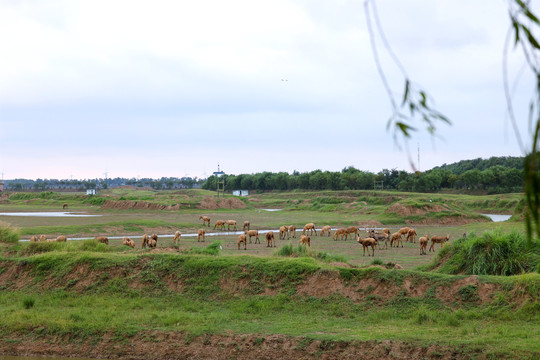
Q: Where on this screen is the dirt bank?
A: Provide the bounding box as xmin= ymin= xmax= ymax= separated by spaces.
xmin=100 ymin=199 xmax=181 ymax=210
xmin=0 ymin=261 xmax=526 ymax=308
xmin=0 ymin=331 xmax=478 ymax=360
xmin=385 ymin=203 xmax=489 ymax=225
xmin=197 ymin=196 xmax=247 ymax=210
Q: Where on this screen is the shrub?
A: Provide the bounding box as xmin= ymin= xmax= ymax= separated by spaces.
xmin=0 ymin=222 xmax=20 ymax=243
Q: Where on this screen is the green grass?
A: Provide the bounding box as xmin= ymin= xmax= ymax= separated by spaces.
xmin=421 ymin=230 xmax=540 ymax=275
xmin=0 ymin=222 xmax=20 ymax=243
xmin=275 ymin=244 xmax=346 ymax=263
xmin=21 ymin=296 xmax=35 ymax=309
xmin=0 ymin=247 xmax=538 ymax=358
xmin=0 ymin=189 xmax=537 ymax=358
xmin=19 ymin=219 xmax=195 ymax=237
xmin=188 ymin=241 xmax=222 ymax=256
xmin=0 ymin=281 xmax=538 ymax=358
xmin=14 ymin=239 xmax=113 ymax=256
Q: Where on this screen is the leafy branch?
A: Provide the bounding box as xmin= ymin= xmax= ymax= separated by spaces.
xmin=366 ymin=0 xmax=540 ymax=244
xmin=506 ymin=0 xmax=540 ymax=242
xmin=364 ymin=0 xmax=451 ymax=170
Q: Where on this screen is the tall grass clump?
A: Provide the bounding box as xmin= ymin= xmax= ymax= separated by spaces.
xmin=188 ymin=241 xmax=221 ymax=256
xmin=22 ymin=296 xmax=35 ymax=309
xmin=17 ymin=239 xmax=113 ymax=256
xmin=0 ymin=221 xmax=20 ymax=243
xmin=81 ymin=196 xmax=107 ymax=206
xmin=18 ymin=241 xmax=63 ymax=256
xmin=275 ymin=244 xmax=346 ymax=263
xmin=426 ymin=230 xmax=539 ymax=276
xmin=70 ymin=239 xmax=112 ymax=253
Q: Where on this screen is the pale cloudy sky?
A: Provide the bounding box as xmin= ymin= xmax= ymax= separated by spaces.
xmin=0 ymin=0 xmax=534 ymax=180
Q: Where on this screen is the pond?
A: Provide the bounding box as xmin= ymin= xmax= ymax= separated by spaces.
xmin=0 ymin=212 xmax=102 ymax=218
xmin=481 ymin=214 xmax=512 ymax=222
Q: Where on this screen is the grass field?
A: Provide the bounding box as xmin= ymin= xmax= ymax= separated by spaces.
xmin=0 ymin=188 xmax=537 ymax=359
xmin=0 ymin=188 xmax=524 ymax=270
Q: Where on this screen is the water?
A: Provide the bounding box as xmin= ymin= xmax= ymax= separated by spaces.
xmin=260 ymin=208 xmax=282 ymax=211
xmin=482 ymin=214 xmax=512 ymax=222
xmin=0 ymin=212 xmax=102 ymax=218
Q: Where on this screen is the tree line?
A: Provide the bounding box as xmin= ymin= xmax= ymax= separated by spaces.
xmin=202 ymin=157 xmax=526 ymax=194
xmin=4 ymin=177 xmax=203 ymax=191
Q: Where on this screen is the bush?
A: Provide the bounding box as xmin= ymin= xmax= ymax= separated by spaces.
xmin=0 ymin=222 xmax=20 ymax=243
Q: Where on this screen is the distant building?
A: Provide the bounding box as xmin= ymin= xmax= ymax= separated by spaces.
xmin=233 ymin=190 xmax=249 ymax=197
xmin=86 ymin=189 xmax=97 ymax=195
xmin=0 ymin=182 xmax=4 ymax=192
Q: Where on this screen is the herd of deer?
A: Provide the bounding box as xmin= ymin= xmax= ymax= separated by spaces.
xmin=28 ymin=214 xmax=450 ymax=256
xmin=198 ymin=217 xmax=450 ymax=256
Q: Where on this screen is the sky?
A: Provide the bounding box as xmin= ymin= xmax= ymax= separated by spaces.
xmin=0 ymin=0 xmax=535 ymax=180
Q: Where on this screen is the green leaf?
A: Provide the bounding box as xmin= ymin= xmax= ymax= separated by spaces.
xmin=515 ymin=0 xmax=540 ymax=25
xmin=512 ymin=18 xmax=520 ymax=46
xmin=396 ymin=122 xmax=414 ymax=137
xmin=419 ymin=91 xmax=427 ymax=107
xmin=520 ymin=24 xmax=540 ymax=49
xmin=402 ymin=79 xmax=410 ymax=106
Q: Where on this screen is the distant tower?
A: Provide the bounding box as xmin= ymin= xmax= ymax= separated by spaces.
xmin=213 ymin=164 xmax=225 ymax=197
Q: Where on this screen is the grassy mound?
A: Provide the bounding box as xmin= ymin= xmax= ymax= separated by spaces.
xmin=421 ymin=230 xmax=540 ymax=275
